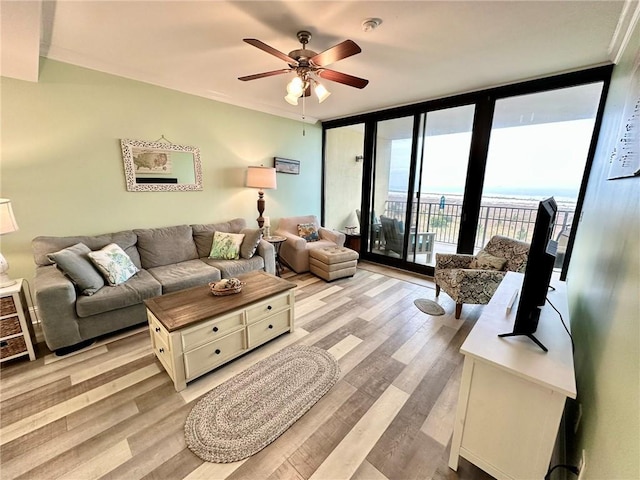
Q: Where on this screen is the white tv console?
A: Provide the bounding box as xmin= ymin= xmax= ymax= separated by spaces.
xmin=449 ymin=271 xmax=576 ymax=480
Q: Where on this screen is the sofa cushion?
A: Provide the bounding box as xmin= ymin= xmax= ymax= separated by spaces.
xmin=209 ymin=232 xmax=245 ymax=260
xmin=134 ymin=225 xmax=198 ymax=269
xmin=88 ymin=243 xmax=140 ymax=285
xmin=33 ymin=230 xmax=140 ymax=268
xmin=147 ymin=260 xmax=221 ymax=294
xmin=47 ymin=243 xmax=105 ymax=295
xmin=76 ymin=270 xmax=161 ymax=318
xmin=191 ymin=218 xmax=247 ymax=258
xmin=240 ymin=228 xmax=262 ymax=259
xmin=202 ymin=256 xmax=265 ymax=278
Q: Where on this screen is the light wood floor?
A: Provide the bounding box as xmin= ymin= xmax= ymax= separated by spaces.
xmin=0 ymin=263 xmax=494 ymax=480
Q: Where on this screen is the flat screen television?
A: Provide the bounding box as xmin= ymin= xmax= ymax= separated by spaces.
xmin=499 ymin=197 xmax=558 ymax=352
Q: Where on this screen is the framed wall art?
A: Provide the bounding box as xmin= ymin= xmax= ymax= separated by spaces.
xmin=274 ymin=157 xmax=300 ymax=175
xmin=121 ymin=138 xmax=203 ymax=192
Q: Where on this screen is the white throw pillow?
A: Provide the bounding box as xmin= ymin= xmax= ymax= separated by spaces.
xmin=88 ymin=243 xmax=140 ymax=286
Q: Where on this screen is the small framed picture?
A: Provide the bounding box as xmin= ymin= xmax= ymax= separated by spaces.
xmin=274 ymin=157 xmax=300 ymax=175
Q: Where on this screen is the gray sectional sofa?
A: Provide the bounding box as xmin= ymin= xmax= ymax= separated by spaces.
xmin=32 ymin=218 xmax=275 ymax=354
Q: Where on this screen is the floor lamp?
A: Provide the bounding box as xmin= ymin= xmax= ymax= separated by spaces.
xmin=0 ymin=199 xmax=19 ymax=288
xmin=246 ymin=166 xmax=277 ymax=229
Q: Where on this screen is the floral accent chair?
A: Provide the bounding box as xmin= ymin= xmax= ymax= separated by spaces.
xmin=435 ymin=235 xmax=530 ymax=319
xmin=274 ymin=215 xmax=345 ymax=273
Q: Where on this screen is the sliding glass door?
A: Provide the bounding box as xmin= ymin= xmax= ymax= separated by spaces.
xmin=322 ymin=66 xmax=611 ymax=277
xmin=478 ymin=83 xmax=604 ymax=274
xmin=409 ymin=105 xmax=476 ymax=266
xmin=366 ymin=104 xmax=475 ymax=269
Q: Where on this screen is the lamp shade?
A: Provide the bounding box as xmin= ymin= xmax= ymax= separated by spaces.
xmin=0 ymin=199 xmax=19 ymax=234
xmin=246 ymin=166 xmax=277 ymax=190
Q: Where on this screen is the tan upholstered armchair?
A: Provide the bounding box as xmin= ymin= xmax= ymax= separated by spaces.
xmin=274 ymin=215 xmax=345 ymax=273
xmin=435 ymin=235 xmax=530 ymax=319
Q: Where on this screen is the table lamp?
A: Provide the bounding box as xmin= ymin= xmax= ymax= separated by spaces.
xmin=246 ymin=166 xmax=277 ymax=228
xmin=0 ymin=199 xmax=19 ymax=288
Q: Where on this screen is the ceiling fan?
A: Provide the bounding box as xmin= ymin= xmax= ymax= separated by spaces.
xmin=238 ymin=31 xmax=369 ymax=105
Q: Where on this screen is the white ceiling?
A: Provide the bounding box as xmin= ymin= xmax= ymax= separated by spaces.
xmin=2 ymin=1 xmax=638 ymax=123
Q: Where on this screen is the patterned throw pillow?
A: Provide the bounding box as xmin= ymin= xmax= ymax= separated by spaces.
xmin=469 ymin=249 xmax=507 ymax=271
xmin=88 ymin=243 xmax=140 ymax=286
xmin=209 ymin=232 xmax=245 ymax=260
xmin=297 ymin=223 xmax=319 ymax=242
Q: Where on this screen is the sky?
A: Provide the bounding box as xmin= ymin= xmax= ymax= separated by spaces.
xmin=389 ymin=118 xmax=596 ymax=200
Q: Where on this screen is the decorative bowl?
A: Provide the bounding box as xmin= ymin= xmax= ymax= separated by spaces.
xmin=209 ymin=278 xmax=245 ymax=296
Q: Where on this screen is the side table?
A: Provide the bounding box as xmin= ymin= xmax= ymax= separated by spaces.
xmin=263 ymin=235 xmax=287 ymax=277
xmin=342 ymin=231 xmax=361 ymax=253
xmin=1 ymin=279 xmax=36 ymax=362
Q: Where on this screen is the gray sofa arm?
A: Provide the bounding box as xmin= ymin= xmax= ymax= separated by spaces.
xmin=256 ymin=239 xmax=276 ymax=275
xmin=318 ymin=227 xmax=345 ymax=246
xmin=34 ymin=266 xmax=83 ymax=350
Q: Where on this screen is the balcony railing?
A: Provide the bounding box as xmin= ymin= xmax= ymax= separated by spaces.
xmin=384 ymin=199 xmax=574 ymax=248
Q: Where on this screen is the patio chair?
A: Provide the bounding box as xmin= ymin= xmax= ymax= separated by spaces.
xmin=380 ymin=216 xmax=436 ymax=261
xmin=435 ymin=235 xmax=530 ymax=318
xmin=380 ymin=215 xmax=404 ymax=255
xmin=356 ymin=209 xmax=382 ymax=248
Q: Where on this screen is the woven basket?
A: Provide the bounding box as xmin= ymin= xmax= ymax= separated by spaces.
xmin=0 ymin=297 xmax=17 ymax=316
xmin=211 ymin=286 xmax=243 ymax=296
xmin=0 ymin=316 xmax=22 ymax=337
xmin=0 ymin=336 xmax=27 ymax=359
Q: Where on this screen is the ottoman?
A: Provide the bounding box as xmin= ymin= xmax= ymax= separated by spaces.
xmin=309 ymin=246 xmax=359 ymax=281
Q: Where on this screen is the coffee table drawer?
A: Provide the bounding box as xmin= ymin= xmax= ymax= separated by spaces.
xmin=181 ymin=311 xmax=244 ymax=351
xmin=184 ymin=329 xmax=246 ymax=380
xmin=248 ymin=309 xmax=291 ymax=348
xmin=152 ymin=332 xmax=174 ymax=377
xmin=246 ymin=293 xmax=291 ymax=324
xmin=148 ymin=312 xmax=170 ymax=346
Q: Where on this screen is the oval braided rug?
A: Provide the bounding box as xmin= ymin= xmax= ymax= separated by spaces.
xmin=414 ymin=298 xmax=445 ymax=316
xmin=184 ymin=345 xmax=340 ymax=463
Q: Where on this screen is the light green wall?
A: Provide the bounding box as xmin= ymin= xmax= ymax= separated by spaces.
xmin=566 ymin=19 xmax=639 ymax=480
xmin=0 ymin=58 xmax=321 ymax=283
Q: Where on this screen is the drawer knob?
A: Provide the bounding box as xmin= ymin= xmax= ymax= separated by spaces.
xmin=159 ymin=347 xmax=164 ymax=353
xmin=268 ymin=324 xmax=273 ymax=329
xmin=267 ymin=305 xmax=272 ymax=310
xmin=212 ymin=326 xmax=219 ymax=332
xmin=155 ymin=327 xmax=160 ymax=333
xmin=215 ymin=349 xmax=221 ymax=355
xmin=0 ymin=341 xmax=7 ymax=348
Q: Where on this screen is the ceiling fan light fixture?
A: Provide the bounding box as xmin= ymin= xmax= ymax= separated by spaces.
xmin=314 ymin=81 xmax=331 ymax=103
xmin=284 ymin=93 xmax=300 ymax=105
xmin=286 ymin=76 xmax=305 ymax=96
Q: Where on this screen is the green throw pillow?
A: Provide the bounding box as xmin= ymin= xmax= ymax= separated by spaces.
xmin=47 ymin=243 xmax=105 ymax=295
xmin=209 ymin=232 xmax=245 ymax=260
xmin=88 ymin=243 xmax=140 ymax=286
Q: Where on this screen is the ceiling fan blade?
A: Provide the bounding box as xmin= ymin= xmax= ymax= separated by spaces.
xmin=310 ymin=40 xmax=361 ymax=67
xmin=317 ymin=69 xmax=369 ymax=89
xmin=243 ymin=38 xmax=298 ymax=65
xmin=238 ymin=69 xmax=291 ymax=81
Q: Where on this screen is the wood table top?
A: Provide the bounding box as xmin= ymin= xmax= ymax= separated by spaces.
xmin=144 ymin=271 xmax=296 ymax=332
